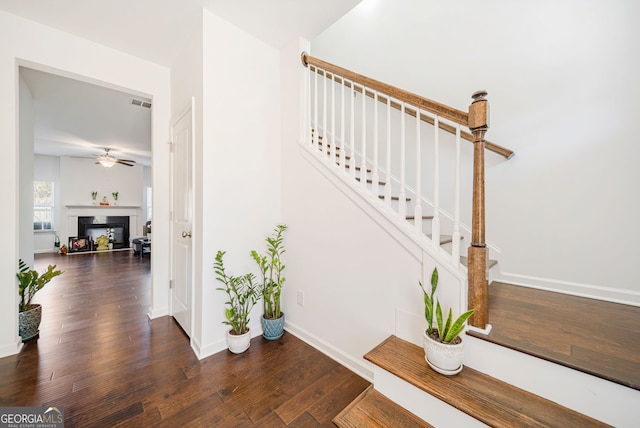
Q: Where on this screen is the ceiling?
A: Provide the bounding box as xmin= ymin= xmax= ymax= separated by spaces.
xmin=1 ymin=0 xmax=363 ymax=166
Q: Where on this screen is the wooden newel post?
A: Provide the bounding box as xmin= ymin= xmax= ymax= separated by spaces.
xmin=468 ymin=90 xmax=489 ymax=329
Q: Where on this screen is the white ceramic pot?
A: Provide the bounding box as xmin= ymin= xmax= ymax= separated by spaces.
xmin=423 ymin=329 xmax=465 ymax=375
xmin=226 ymin=329 xmax=251 ymax=354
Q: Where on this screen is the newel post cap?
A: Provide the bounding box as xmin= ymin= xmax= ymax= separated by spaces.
xmin=469 ymin=90 xmax=489 ymax=130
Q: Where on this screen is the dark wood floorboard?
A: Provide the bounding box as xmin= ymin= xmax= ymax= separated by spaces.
xmin=468 ymin=282 xmax=640 ymax=390
xmin=0 ymin=251 xmax=370 ymax=427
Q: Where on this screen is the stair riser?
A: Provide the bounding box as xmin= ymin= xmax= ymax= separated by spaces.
xmin=374 ymin=368 xmax=487 ymax=427
xmin=464 ymin=336 xmax=639 ymax=427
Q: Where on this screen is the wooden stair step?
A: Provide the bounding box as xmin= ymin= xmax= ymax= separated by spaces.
xmin=364 ymin=336 xmax=609 ymax=428
xmin=333 ymin=385 xmax=433 ymax=428
xmin=355 ymin=177 xmax=386 ymax=185
xmin=460 ymin=256 xmax=498 ymax=270
xmin=405 ymin=215 xmax=434 ymax=220
xmin=378 ymin=195 xmax=411 ymax=202
xmin=344 ymin=164 xmax=371 ymax=173
xmin=426 ymin=234 xmax=461 ymax=245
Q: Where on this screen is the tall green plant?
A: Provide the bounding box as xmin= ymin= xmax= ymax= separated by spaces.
xmin=418 ymin=267 xmax=474 ymax=344
xmin=17 ymin=259 xmax=62 ymax=312
xmin=214 ymin=251 xmax=259 ymax=335
xmin=251 ymin=224 xmax=287 ymax=320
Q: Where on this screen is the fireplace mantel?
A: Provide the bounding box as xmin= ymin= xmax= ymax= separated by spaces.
xmin=66 ymin=205 xmax=143 ymax=241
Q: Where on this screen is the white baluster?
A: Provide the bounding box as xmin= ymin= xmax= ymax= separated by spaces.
xmin=432 ymin=116 xmax=441 ymax=248
xmin=452 ymin=124 xmax=462 ymax=266
xmin=349 ymin=80 xmax=356 ymax=179
xmin=361 ymin=85 xmax=367 ymax=191
xmin=323 ymin=68 xmax=328 ymax=160
xmin=414 ymin=108 xmax=422 ymax=235
xmin=313 ymin=67 xmax=318 ymax=149
xmin=372 ymin=91 xmax=380 ymax=197
xmin=330 ymin=72 xmax=336 ymax=163
xmin=399 ymin=102 xmax=407 ymax=220
xmin=340 ymin=75 xmax=346 ymax=169
xmin=384 ymin=97 xmax=392 ymax=208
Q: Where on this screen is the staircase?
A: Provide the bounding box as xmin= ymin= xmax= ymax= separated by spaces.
xmin=299 ymin=53 xmax=639 ymax=426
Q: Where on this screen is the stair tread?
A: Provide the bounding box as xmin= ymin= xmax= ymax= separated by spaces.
xmin=364 ymin=336 xmax=609 ymax=428
xmin=334 ymin=385 xmax=433 ymax=428
xmin=355 ymin=177 xmax=386 ymax=185
xmin=460 ymin=255 xmax=497 ymax=269
xmin=378 ymin=195 xmax=411 ymax=201
xmin=405 ymin=215 xmax=434 ymax=220
xmin=426 ymin=234 xmax=462 ymax=245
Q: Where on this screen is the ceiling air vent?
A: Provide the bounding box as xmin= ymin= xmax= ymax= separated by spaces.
xmin=131 ymin=98 xmax=152 ymax=108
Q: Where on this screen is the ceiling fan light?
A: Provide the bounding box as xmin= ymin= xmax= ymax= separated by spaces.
xmin=98 ymin=155 xmax=116 ymax=168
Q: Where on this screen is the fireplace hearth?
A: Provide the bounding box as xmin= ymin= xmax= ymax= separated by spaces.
xmin=76 ymin=216 xmax=130 ymax=250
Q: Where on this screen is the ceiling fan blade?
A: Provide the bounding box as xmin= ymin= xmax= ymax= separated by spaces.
xmin=117 ymin=159 xmax=136 ymax=163
xmin=116 ymin=160 xmax=135 ymax=166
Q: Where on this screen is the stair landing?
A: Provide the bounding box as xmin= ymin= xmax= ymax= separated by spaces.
xmin=468 ymin=282 xmax=640 ymax=390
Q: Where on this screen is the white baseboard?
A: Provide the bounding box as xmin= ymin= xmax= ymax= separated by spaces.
xmin=284 ymin=321 xmax=373 ymax=382
xmin=0 ymin=339 xmax=22 ymax=358
xmin=147 ymin=306 xmax=169 ymax=319
xmin=498 ymin=272 xmax=640 ymax=307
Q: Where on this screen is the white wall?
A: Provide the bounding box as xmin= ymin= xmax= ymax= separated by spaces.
xmin=311 ymin=0 xmax=640 ymax=303
xmin=191 ymin=10 xmax=282 ymax=357
xmin=0 ymin=10 xmax=171 ymax=357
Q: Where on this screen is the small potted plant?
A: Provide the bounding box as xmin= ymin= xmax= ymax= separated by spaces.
xmin=91 ymin=191 xmax=98 ymax=205
xmin=17 ymin=259 xmax=63 ymax=342
xmin=215 ymin=251 xmax=260 ymax=353
xmin=251 ymin=224 xmax=287 ymax=340
xmin=112 ymin=191 xmax=119 ymax=206
xmin=419 ymin=267 xmax=474 ymax=375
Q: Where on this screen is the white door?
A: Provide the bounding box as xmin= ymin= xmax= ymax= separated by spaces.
xmin=170 ymin=102 xmax=194 ymax=336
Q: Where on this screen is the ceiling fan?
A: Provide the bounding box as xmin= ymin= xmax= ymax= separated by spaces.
xmin=95 ymin=148 xmax=136 ymax=168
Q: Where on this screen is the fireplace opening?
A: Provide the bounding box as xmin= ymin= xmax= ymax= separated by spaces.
xmin=77 ymin=216 xmax=130 ymax=250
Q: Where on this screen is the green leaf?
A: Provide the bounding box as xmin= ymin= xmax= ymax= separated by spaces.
xmin=443 ymin=309 xmax=475 ymax=343
xmin=436 ymin=301 xmax=444 ymax=341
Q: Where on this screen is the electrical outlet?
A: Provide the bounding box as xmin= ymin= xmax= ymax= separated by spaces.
xmin=297 ymin=290 xmax=304 ymax=307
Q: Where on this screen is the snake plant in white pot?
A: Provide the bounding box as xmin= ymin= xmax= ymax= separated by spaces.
xmin=419 ymin=267 xmax=474 ymax=375
xmin=215 ymin=251 xmax=259 ymax=353
xmin=251 ymin=224 xmax=287 ymax=340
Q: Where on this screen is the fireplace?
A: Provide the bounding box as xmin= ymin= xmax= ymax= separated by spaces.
xmin=77 ymin=216 xmax=130 ymax=250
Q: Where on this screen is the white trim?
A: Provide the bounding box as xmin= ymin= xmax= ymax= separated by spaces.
xmin=498 ymin=272 xmax=640 ymax=307
xmin=147 ymin=306 xmax=169 ymax=319
xmin=0 ymin=339 xmax=23 ymax=359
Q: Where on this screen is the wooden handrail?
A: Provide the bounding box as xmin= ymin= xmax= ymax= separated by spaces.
xmin=302 ymin=52 xmax=514 ymax=160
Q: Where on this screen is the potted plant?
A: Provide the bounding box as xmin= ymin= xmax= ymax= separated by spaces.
xmin=17 ymin=259 xmax=63 ymax=342
xmin=419 ymin=267 xmax=474 ymax=375
xmin=214 ymin=250 xmax=260 ymax=353
xmin=251 ymin=224 xmax=287 ymax=340
xmin=112 ymin=191 xmax=119 ymax=206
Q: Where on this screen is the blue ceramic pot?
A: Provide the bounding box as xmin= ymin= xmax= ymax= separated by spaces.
xmin=261 ymin=312 xmax=285 ymax=340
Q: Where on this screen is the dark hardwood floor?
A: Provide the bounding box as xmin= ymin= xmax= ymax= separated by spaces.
xmin=0 ymin=251 xmax=369 ymax=427
xmin=468 ymin=281 xmax=640 ymax=390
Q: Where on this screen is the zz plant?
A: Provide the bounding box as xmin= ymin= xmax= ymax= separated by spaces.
xmin=251 ymin=224 xmax=287 ymax=320
xmin=419 ymin=267 xmax=474 ymax=344
xmin=214 ymin=251 xmax=259 ymax=335
xmin=17 ymin=259 xmax=62 ymax=312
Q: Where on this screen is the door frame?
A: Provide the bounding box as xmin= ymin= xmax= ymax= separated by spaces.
xmin=169 ymin=97 xmax=196 ymax=338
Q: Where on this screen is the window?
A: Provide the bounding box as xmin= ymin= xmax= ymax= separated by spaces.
xmin=34 ymin=181 xmax=54 ymax=231
xmin=146 ymin=186 xmax=152 ymax=221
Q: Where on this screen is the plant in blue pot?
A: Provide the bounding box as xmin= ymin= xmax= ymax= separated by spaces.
xmin=251 ymin=224 xmax=287 ymax=340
